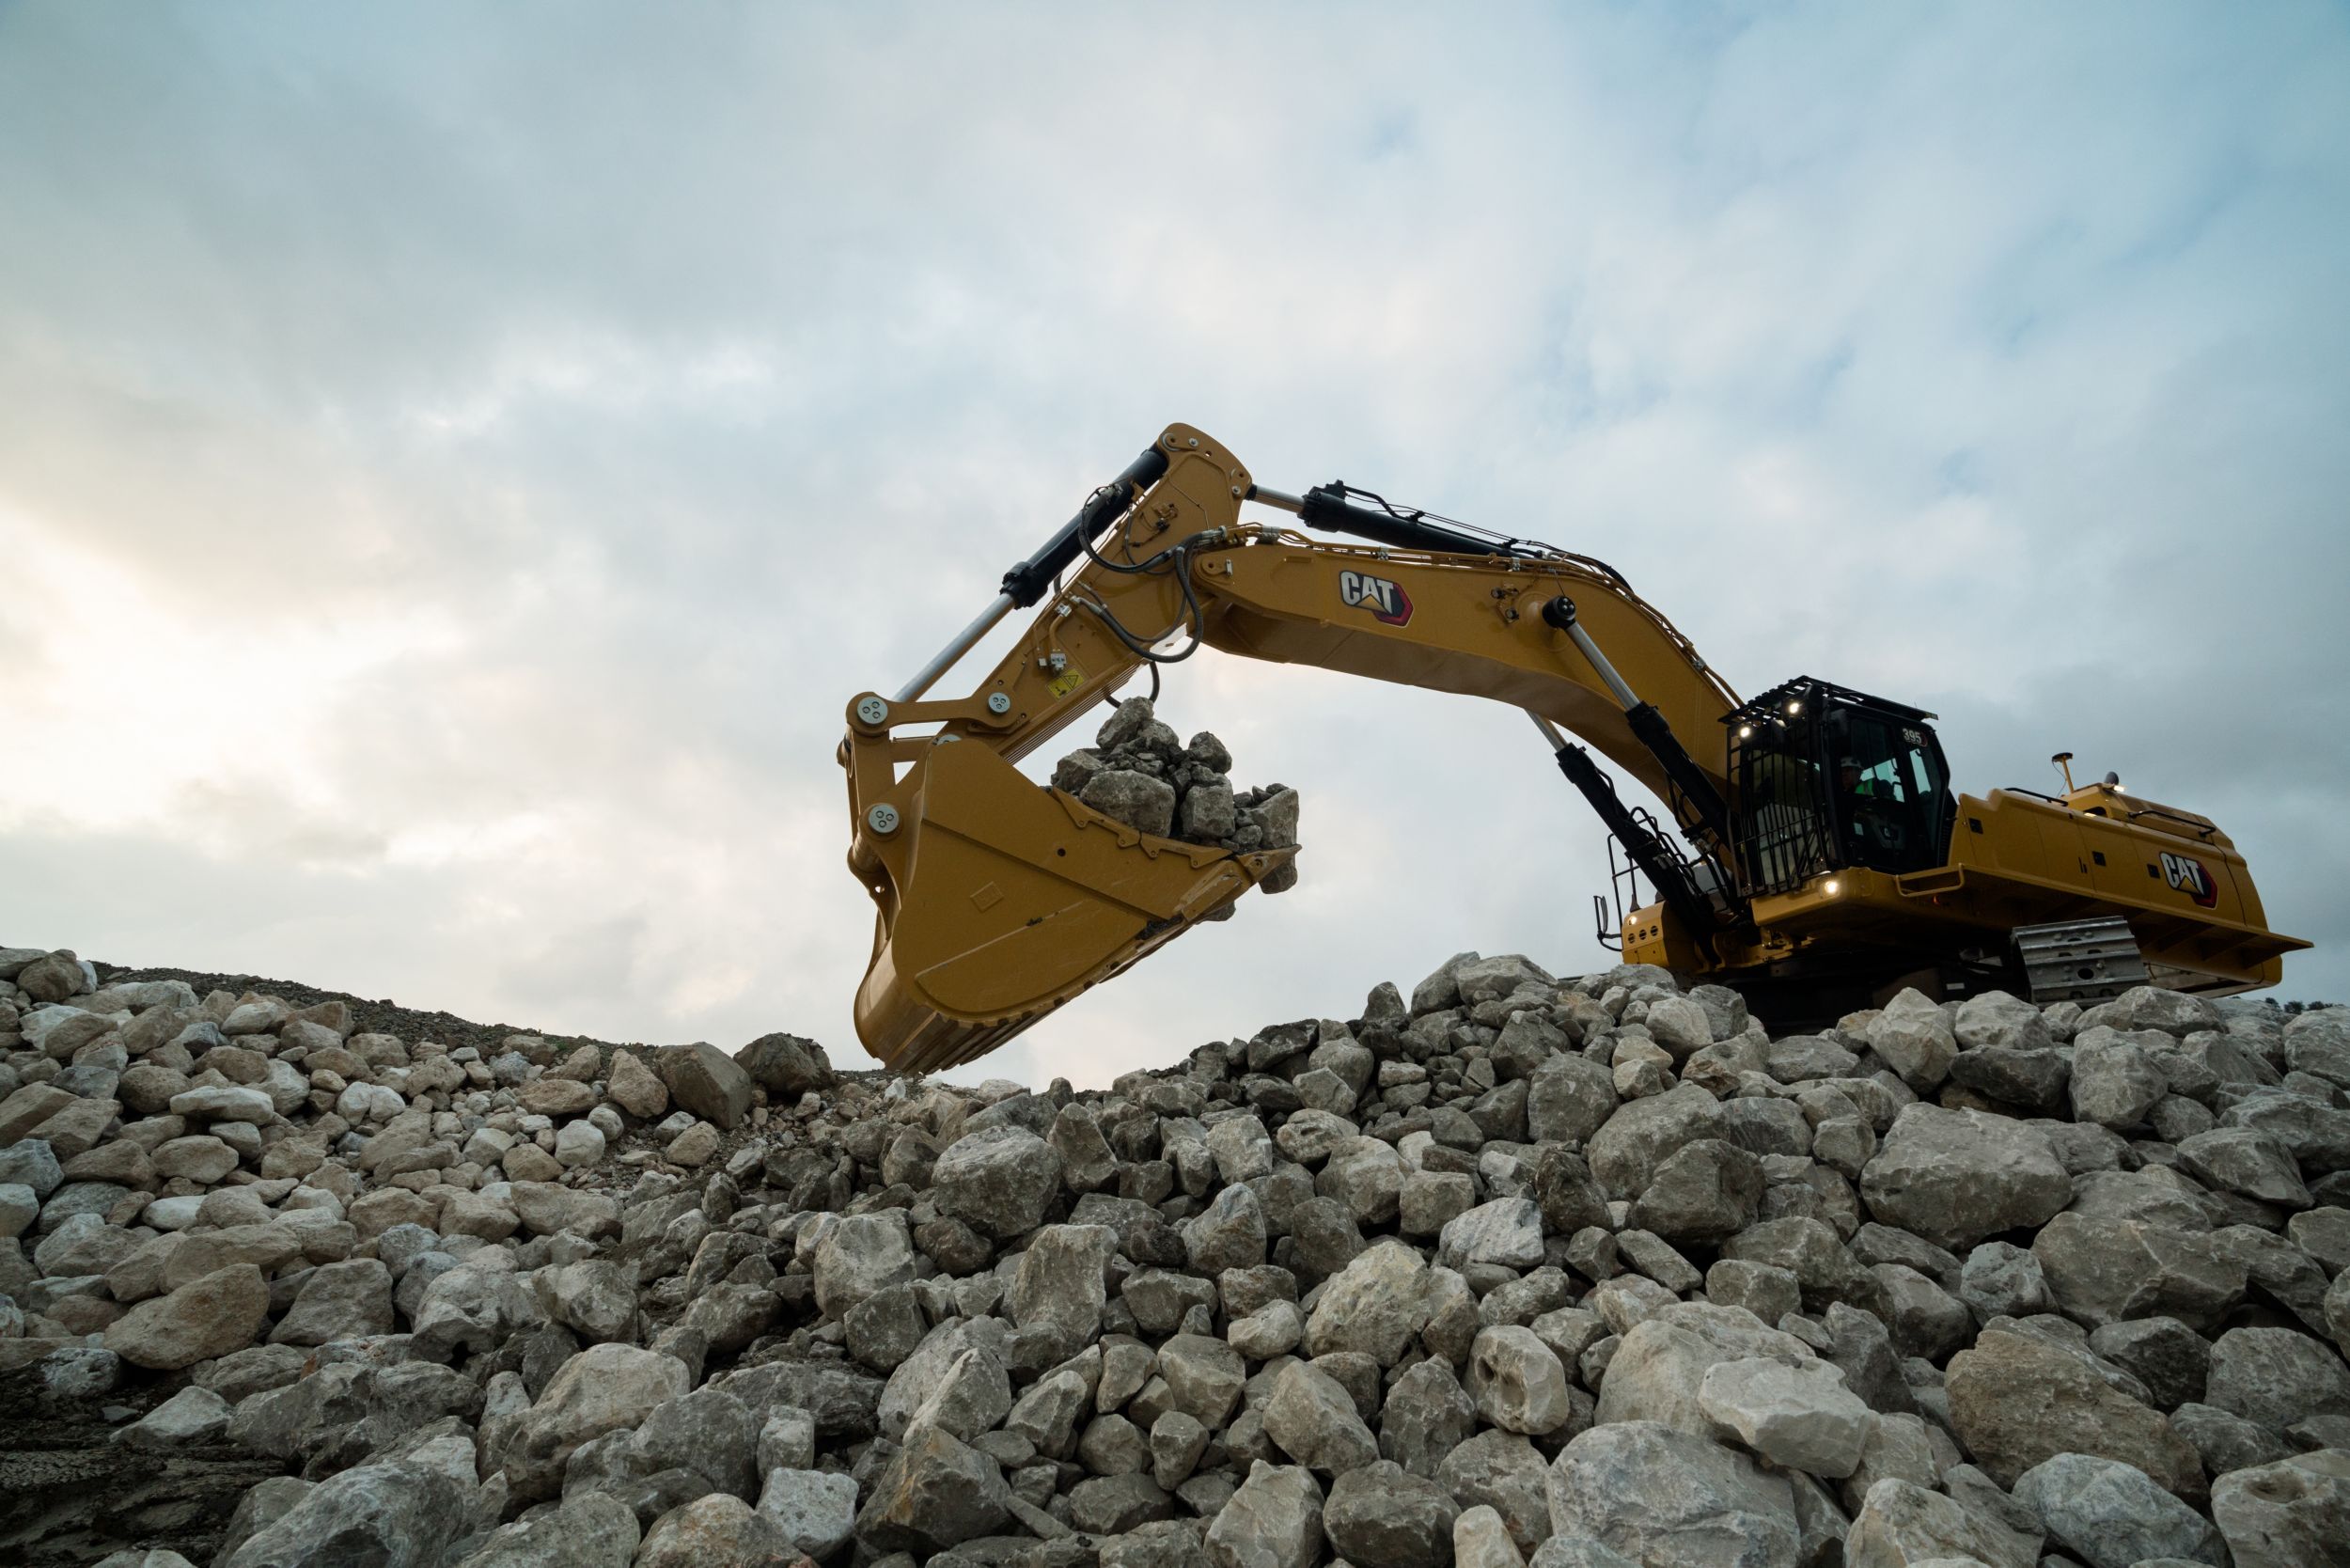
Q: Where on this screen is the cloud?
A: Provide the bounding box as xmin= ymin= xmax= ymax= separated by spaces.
xmin=4 ymin=2 xmax=2345 ymax=1085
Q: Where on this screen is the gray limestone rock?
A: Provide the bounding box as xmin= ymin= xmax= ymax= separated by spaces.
xmin=736 ymin=1032 xmax=834 ymax=1099
xmin=1631 ymin=1139 xmax=1764 ymax=1243
xmin=1943 ymin=1329 xmax=2204 ymax=1501
xmin=269 ymin=1258 xmax=394 ymax=1346
xmin=1438 ymin=1198 xmax=1544 ymax=1272
xmin=1323 ymin=1459 xmax=1461 ymax=1568
xmin=1841 ymin=1477 xmax=2036 ymax=1568
xmin=1305 ymin=1241 xmax=1430 ymax=1366
xmin=2012 ymin=1452 xmax=2224 ymax=1568
xmin=1526 ymin=1541 xmax=1638 ymax=1568
xmin=2178 ymin=1127 xmax=2311 ymax=1209
xmin=503 ymin=1342 xmax=692 ymax=1503
xmin=1867 ymin=992 xmax=1958 ymax=1093
xmin=533 ymin=1260 xmax=637 ymax=1345
xmin=1380 ymin=1356 xmax=1478 ymax=1480
xmin=2203 ymin=1324 xmax=2350 ymax=1435
xmin=632 ymin=1494 xmax=796 ymax=1568
xmin=1264 ymin=1360 xmax=1379 ymax=1475
xmin=1082 ymin=770 xmax=1179 ymax=838
xmin=1587 ymin=1086 xmax=1725 ymax=1201
xmin=117 ymin=1385 xmax=234 ymax=1449
xmin=656 ymin=1043 xmax=752 ymax=1131
xmin=103 ymin=1263 xmax=269 ymax=1371
xmin=2086 ymin=1317 xmax=2211 ymax=1412
xmin=1438 ymin=1430 xmax=1551 ymax=1556
xmin=221 ymin=1454 xmax=474 ymax=1568
xmin=2209 ymin=1449 xmax=2350 ymax=1568
xmin=1858 ymin=1105 xmax=2072 ymax=1252
xmin=855 ymin=1421 xmax=1012 ymax=1553
xmin=1185 ymin=1184 xmax=1268 ymax=1274
xmin=2032 ymin=1212 xmax=2246 ymax=1331
xmin=754 ymin=1466 xmax=859 ymax=1558
xmin=1699 ymin=1356 xmax=1872 ymax=1480
xmin=1467 ymin=1325 xmax=1574 ymax=1436
xmin=813 ymin=1211 xmax=917 ymax=1319
xmin=451 ymin=1492 xmax=640 ymax=1568
xmin=2069 ymin=1030 xmax=2170 ymax=1129
xmin=1206 ymin=1461 xmax=1324 ymax=1568
xmin=932 ymin=1125 xmax=1064 ymax=1239
xmin=1544 ymin=1419 xmax=1799 ymax=1568
xmin=1958 ymin=1241 xmax=2053 ymax=1323
xmin=1010 ymin=1222 xmax=1117 ymax=1360
xmin=1526 ymin=1054 xmax=1617 ymax=1147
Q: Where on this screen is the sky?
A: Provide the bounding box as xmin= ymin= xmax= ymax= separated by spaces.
xmin=3 ymin=1 xmax=2345 ymax=1090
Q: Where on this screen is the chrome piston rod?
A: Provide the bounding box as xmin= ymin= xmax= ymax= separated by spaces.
xmin=894 ymin=592 xmax=1015 ymax=703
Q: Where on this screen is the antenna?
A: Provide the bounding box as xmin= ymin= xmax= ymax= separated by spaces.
xmin=2051 ymin=751 xmax=2076 ymax=792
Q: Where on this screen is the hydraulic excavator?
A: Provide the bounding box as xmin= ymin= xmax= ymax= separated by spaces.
xmin=841 ymin=424 xmax=2308 ymax=1073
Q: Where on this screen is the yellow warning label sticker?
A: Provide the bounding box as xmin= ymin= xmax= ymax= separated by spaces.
xmin=1047 ymin=666 xmax=1087 ymax=699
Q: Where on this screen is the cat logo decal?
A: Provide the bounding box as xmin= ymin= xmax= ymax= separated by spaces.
xmin=2160 ymin=851 xmax=2218 ymax=909
xmin=1339 ymin=569 xmax=1412 ymax=627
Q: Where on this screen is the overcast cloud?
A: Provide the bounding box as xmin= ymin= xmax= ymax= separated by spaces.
xmin=4 ymin=2 xmax=2345 ymax=1088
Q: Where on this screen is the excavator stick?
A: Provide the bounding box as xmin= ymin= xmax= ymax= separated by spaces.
xmin=849 ymin=733 xmax=1292 ymax=1074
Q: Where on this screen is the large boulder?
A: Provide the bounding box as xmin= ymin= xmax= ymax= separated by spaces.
xmin=1437 ymin=1431 xmax=1550 ymax=1554
xmin=634 ymin=1494 xmax=798 ymax=1568
xmin=1857 ymin=1104 xmax=2071 ymax=1251
xmin=1008 ymin=1223 xmax=1118 ymax=1359
xmin=2177 ymin=1127 xmax=2312 ymax=1209
xmin=1466 ymin=1325 xmax=1574 ymax=1436
xmin=737 ymin=1032 xmax=835 ymax=1098
xmin=2069 ymin=1029 xmax=2170 ymax=1129
xmin=1207 ymin=1461 xmax=1324 ymax=1568
xmin=2031 ymin=1212 xmax=2247 ymax=1331
xmin=104 ymin=1264 xmax=270 ymax=1371
xmin=604 ymin=1050 xmax=667 ymax=1119
xmin=1544 ymin=1420 xmax=1798 ymax=1568
xmin=1305 ymin=1242 xmax=1431 ymax=1367
xmin=2012 ymin=1452 xmax=2224 ymax=1568
xmin=1437 ymin=1199 xmax=1545 ymax=1272
xmin=1526 ymin=1053 xmax=1617 ymax=1146
xmin=658 ymin=1043 xmax=752 ymax=1130
xmin=2203 ymin=1325 xmax=2350 ymax=1435
xmin=222 ymin=1454 xmax=473 ymax=1568
xmin=2209 ymin=1449 xmax=2350 ymax=1568
xmin=932 ymin=1125 xmax=1063 ymax=1239
xmin=448 ymin=1492 xmax=640 ymax=1568
xmin=1841 ymin=1477 xmax=2037 ymax=1568
xmin=1698 ymin=1356 xmax=1871 ymax=1480
xmin=811 ymin=1211 xmax=916 ymax=1319
xmin=855 ymin=1422 xmax=1013 ymax=1553
xmin=270 ymin=1259 xmax=395 ymax=1346
xmin=1322 ymin=1460 xmax=1460 ymax=1568
xmin=1593 ymin=1308 xmax=1819 ymax=1437
xmin=1587 ymin=1086 xmax=1724 ymax=1200
xmin=1943 ymin=1328 xmax=2204 ymax=1501
xmin=501 ymin=1343 xmax=692 ymax=1502
xmin=1263 ymin=1360 xmax=1379 ymax=1476
xmin=1631 ymin=1140 xmax=1764 ymax=1243
xmin=533 ymin=1260 xmax=637 ymax=1344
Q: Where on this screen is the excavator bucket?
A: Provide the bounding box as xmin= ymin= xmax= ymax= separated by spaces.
xmin=854 ymin=738 xmax=1292 ymax=1074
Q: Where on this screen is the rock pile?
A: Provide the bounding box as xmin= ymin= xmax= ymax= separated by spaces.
xmin=1052 ymin=697 xmax=1300 ymax=895
xmin=5 ymin=939 xmax=2350 ymax=1568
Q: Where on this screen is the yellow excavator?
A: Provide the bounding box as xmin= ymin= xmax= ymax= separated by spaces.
xmin=841 ymin=423 xmax=2308 ymax=1073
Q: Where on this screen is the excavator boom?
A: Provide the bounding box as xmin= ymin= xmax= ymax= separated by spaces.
xmin=840 ymin=424 xmax=2309 ymax=1072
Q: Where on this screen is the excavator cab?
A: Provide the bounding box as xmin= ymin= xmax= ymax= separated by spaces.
xmin=1726 ymin=678 xmax=1955 ymax=898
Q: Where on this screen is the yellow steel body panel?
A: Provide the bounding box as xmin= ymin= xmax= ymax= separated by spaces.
xmin=1658 ymin=786 xmax=2308 ymax=995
